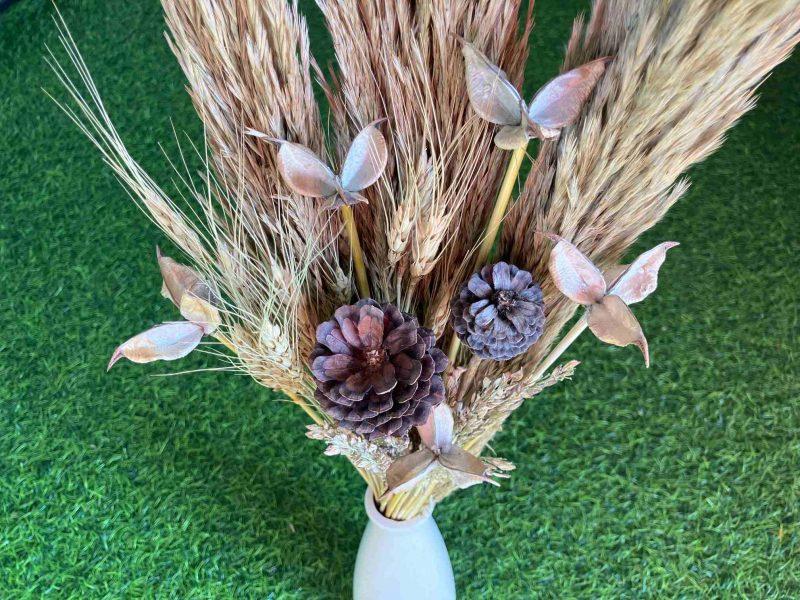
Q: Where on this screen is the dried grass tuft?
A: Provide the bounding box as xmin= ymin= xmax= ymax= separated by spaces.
xmin=317 ymin=0 xmax=533 ymax=316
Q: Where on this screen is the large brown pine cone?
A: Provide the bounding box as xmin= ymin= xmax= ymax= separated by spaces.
xmin=451 ymin=262 xmax=545 ymax=360
xmin=311 ymin=299 xmax=448 ymax=439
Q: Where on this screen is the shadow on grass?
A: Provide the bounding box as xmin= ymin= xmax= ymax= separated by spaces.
xmin=122 ymin=382 xmax=362 ymax=598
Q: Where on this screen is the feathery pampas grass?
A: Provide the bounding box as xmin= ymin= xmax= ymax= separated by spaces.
xmin=48 ymin=0 xmax=800 ymax=521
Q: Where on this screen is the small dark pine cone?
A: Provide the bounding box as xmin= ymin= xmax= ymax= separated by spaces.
xmin=311 ymin=299 xmax=448 ymax=439
xmin=451 ymin=262 xmax=545 ymax=360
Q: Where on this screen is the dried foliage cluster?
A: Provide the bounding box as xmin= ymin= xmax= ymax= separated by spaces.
xmin=51 ymin=0 xmax=800 ymax=520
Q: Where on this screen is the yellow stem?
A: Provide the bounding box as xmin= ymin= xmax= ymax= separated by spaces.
xmin=446 ymin=334 xmax=461 ymax=365
xmin=395 ymin=490 xmax=414 ymax=517
xmin=361 ymin=470 xmax=379 ymax=493
xmin=285 ymin=390 xmax=324 ymax=426
xmin=384 ymin=494 xmax=402 ymax=517
xmin=529 ymin=314 xmax=588 ymax=383
xmin=447 ymin=144 xmax=528 ymax=366
xmin=402 ymin=487 xmax=429 ymax=520
xmin=341 ymin=205 xmax=370 ymax=299
xmin=474 ymin=145 xmax=527 ymax=267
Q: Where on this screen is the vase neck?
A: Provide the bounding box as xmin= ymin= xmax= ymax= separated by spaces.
xmin=364 ymin=488 xmax=433 ymax=531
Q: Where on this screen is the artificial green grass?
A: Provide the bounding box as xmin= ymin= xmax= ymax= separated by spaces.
xmin=1 ymin=0 xmax=798 ymax=597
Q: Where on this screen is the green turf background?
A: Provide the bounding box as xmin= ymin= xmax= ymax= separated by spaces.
xmin=1 ymin=0 xmax=798 ymax=597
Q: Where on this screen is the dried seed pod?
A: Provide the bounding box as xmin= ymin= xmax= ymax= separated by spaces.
xmin=546 ymin=234 xmax=679 ymax=367
xmin=248 ymin=120 xmax=388 ymax=209
xmin=107 ymin=250 xmax=223 ymax=370
xmin=108 ymin=322 xmax=204 ymax=370
xmin=384 ymin=404 xmax=502 ymax=497
xmin=462 ymin=41 xmax=610 ymax=148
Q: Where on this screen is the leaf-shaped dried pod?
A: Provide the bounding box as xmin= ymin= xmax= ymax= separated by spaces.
xmin=525 ymin=57 xmax=611 ymax=138
xmin=385 ymin=447 xmax=437 ymax=496
xmin=587 ymin=294 xmax=650 ymax=367
xmin=462 ymin=40 xmax=610 ymax=148
xmin=157 ymin=246 xmax=202 ymax=307
xmin=438 ymin=446 xmax=495 ymax=490
xmin=157 ymin=247 xmax=220 ymax=333
xmin=179 ymin=293 xmax=220 ymax=335
xmin=416 ymin=401 xmax=454 ymax=452
xmin=609 ymin=242 xmax=680 ymax=305
xmin=339 ymin=120 xmax=388 ymax=194
xmin=545 ymin=234 xmax=677 ymax=367
xmin=462 ymin=41 xmax=525 ymax=127
xmin=275 ymin=141 xmax=339 ymax=198
xmin=249 ymin=121 xmax=388 ymax=210
xmin=383 ymin=404 xmax=499 ymax=497
xmin=545 ymin=234 xmax=606 ymax=305
xmin=107 ymin=321 xmax=204 ymax=370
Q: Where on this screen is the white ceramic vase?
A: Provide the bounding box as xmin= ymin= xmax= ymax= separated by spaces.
xmin=353 ymin=488 xmax=456 ymax=600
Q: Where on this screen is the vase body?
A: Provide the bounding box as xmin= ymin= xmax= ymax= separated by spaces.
xmin=353 ymin=488 xmax=456 ymax=600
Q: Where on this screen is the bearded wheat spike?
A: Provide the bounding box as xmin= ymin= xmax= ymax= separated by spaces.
xmin=307 ymin=424 xmax=409 ymax=474
xmin=457 ymin=360 xmax=580 ymax=452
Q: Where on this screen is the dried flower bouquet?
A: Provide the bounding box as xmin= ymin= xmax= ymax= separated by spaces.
xmin=49 ymin=0 xmax=800 ymax=524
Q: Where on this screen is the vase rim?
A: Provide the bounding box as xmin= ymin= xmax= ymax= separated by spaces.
xmin=363 ymin=488 xmax=433 ymax=531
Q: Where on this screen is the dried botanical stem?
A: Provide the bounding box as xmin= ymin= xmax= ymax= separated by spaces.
xmin=528 ymin=314 xmax=588 ymax=383
xmin=341 ymin=205 xmax=370 ymax=298
xmin=355 ymin=466 xmax=380 ymax=493
xmin=393 ymin=481 xmax=433 ymax=520
xmin=446 ymin=144 xmax=529 ymax=363
xmin=285 ymin=390 xmax=325 ymax=426
xmin=445 ymin=332 xmax=461 ymax=365
xmin=475 ymin=145 xmax=528 ymax=267
xmin=379 ymin=491 xmax=402 ymax=516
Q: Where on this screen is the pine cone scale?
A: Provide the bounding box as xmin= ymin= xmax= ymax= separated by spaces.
xmin=384 ymin=321 xmax=419 ymax=354
xmin=311 ymin=354 xmax=359 ymax=381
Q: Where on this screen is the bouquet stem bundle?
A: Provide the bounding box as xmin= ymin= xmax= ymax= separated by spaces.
xmin=49 ymin=0 xmax=800 ymax=524
xmin=474 ymin=145 xmax=529 ymax=269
